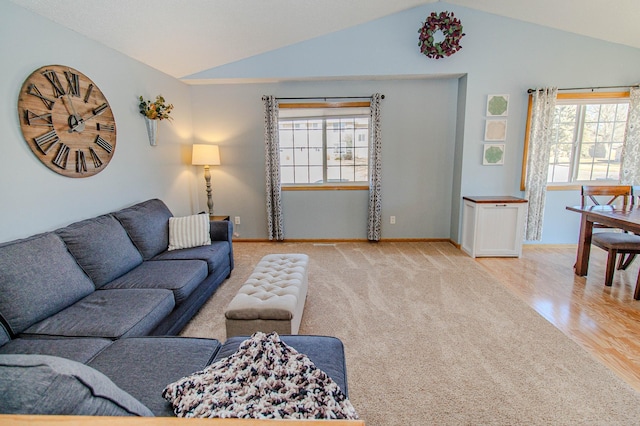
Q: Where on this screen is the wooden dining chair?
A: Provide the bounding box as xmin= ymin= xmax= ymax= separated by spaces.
xmin=581 ymin=185 xmax=633 ymax=210
xmin=581 ymin=185 xmax=640 ymax=287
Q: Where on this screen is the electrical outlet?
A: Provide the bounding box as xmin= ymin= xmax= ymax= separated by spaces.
xmin=234 ymin=216 xmax=241 ymax=225
xmin=390 ymin=216 xmax=396 ymax=224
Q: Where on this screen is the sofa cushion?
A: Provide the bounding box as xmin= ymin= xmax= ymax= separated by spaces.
xmin=21 ymin=289 xmax=175 ymax=340
xmin=88 ymin=337 xmax=221 ymax=416
xmin=56 ymin=215 xmax=143 ymax=288
xmin=153 ymin=241 xmax=230 ymax=275
xmin=168 ymin=214 xmax=211 ymax=251
xmin=0 ymin=337 xmax=112 ymax=364
xmin=103 ymin=260 xmax=208 ymax=305
xmin=0 ymin=354 xmax=153 ymax=416
xmin=0 ymin=232 xmax=95 ymax=336
xmin=112 ymin=199 xmax=173 ymax=260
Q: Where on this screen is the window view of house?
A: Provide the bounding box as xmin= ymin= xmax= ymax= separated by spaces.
xmin=279 ymin=116 xmax=369 ymax=185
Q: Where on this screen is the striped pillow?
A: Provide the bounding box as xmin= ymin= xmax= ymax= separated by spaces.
xmin=168 ymin=214 xmax=211 ymax=251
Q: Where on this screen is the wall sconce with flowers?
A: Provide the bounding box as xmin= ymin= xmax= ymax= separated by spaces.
xmin=138 ymin=95 xmax=174 ymax=146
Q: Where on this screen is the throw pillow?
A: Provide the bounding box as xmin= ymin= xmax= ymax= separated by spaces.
xmin=0 ymin=354 xmax=153 ymax=416
xmin=168 ymin=214 xmax=211 ymax=251
xmin=162 ymin=332 xmax=359 ymax=419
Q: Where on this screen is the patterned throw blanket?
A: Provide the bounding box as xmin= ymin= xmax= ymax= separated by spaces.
xmin=163 ymin=332 xmax=359 ymax=419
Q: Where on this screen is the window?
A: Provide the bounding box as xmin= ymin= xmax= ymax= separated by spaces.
xmin=278 ymin=104 xmax=370 ymax=186
xmin=521 ymin=91 xmax=632 ymax=189
xmin=548 ymin=96 xmax=629 ymax=184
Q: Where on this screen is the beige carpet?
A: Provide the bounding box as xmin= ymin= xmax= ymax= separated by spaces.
xmin=181 ymin=242 xmax=640 ymax=425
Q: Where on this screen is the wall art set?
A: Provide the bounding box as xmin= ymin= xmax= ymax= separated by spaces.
xmin=483 ymin=94 xmax=509 ymax=165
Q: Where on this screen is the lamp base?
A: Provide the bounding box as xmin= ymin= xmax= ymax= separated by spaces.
xmin=204 ymin=165 xmax=214 ymax=216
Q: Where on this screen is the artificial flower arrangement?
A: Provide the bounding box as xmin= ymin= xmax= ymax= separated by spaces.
xmin=138 ymin=95 xmax=174 ymax=120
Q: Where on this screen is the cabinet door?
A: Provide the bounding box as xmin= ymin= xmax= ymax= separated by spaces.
xmin=475 ymin=204 xmax=524 ymax=256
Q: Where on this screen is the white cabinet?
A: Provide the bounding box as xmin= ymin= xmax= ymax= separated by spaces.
xmin=461 ymin=196 xmax=528 ymax=258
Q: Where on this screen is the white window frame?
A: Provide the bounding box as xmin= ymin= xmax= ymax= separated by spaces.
xmin=521 ymin=91 xmax=630 ymax=190
xmin=278 ymin=103 xmax=370 ymax=189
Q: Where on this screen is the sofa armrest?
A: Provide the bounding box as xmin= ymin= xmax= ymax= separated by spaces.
xmin=210 ymin=220 xmax=234 ymax=271
xmin=209 ymin=219 xmax=232 ymax=242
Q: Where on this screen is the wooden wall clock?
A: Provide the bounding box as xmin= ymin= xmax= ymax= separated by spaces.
xmin=17 ymin=65 xmax=116 ymax=178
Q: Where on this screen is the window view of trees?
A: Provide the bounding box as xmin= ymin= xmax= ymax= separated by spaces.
xmin=548 ymin=100 xmax=629 ymax=183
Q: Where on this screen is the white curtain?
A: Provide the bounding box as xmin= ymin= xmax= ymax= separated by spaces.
xmin=367 ymin=93 xmax=383 ymax=241
xmin=263 ymin=95 xmax=284 ymax=241
xmin=524 ymin=88 xmax=557 ymax=241
xmin=621 ymin=87 xmax=640 ymax=185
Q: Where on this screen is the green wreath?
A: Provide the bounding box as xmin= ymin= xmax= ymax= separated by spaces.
xmin=418 ymin=11 xmax=465 ymax=59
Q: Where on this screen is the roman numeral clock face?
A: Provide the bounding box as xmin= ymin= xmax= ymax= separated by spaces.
xmin=17 ymin=65 xmax=116 ymax=178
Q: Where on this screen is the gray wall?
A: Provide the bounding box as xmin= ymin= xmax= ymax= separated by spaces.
xmin=187 ymin=3 xmax=640 ymax=244
xmin=190 ymin=78 xmax=458 ymax=240
xmin=3 ymin=1 xmax=640 ymax=244
xmin=0 ymin=2 xmax=203 ymax=242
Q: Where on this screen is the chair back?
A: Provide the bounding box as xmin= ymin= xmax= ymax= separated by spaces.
xmin=581 ymin=185 xmax=633 ymax=207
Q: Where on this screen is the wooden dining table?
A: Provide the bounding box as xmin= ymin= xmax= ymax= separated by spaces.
xmin=566 ymin=204 xmax=640 ymax=277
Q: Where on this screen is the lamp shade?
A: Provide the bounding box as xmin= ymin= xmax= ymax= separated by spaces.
xmin=191 ymin=144 xmax=221 ymax=166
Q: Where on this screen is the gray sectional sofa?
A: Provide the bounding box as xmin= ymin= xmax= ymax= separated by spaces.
xmin=0 ymin=198 xmax=234 ymax=341
xmin=0 ymin=199 xmax=349 ymax=417
xmin=0 ymin=335 xmax=348 ymax=417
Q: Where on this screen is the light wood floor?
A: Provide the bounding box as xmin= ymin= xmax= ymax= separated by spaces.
xmin=477 ymin=244 xmax=640 ymax=392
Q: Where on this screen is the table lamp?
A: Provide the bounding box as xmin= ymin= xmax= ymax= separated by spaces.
xmin=191 ymin=144 xmax=221 ymax=217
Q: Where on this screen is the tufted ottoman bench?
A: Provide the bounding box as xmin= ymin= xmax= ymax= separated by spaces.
xmin=224 ymin=254 xmax=309 ymax=338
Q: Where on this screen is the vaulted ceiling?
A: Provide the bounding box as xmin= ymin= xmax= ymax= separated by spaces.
xmin=9 ymin=0 xmax=640 ymax=79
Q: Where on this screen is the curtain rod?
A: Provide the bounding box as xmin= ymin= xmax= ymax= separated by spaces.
xmin=527 ymin=85 xmax=638 ymax=94
xmin=275 ymin=95 xmax=384 ymax=101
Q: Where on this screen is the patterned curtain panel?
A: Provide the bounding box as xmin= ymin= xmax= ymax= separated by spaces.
xmin=367 ymin=93 xmax=383 ymax=241
xmin=621 ymin=87 xmax=640 ymax=185
xmin=524 ymin=88 xmax=557 ymax=241
xmin=263 ymin=95 xmax=284 ymax=241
